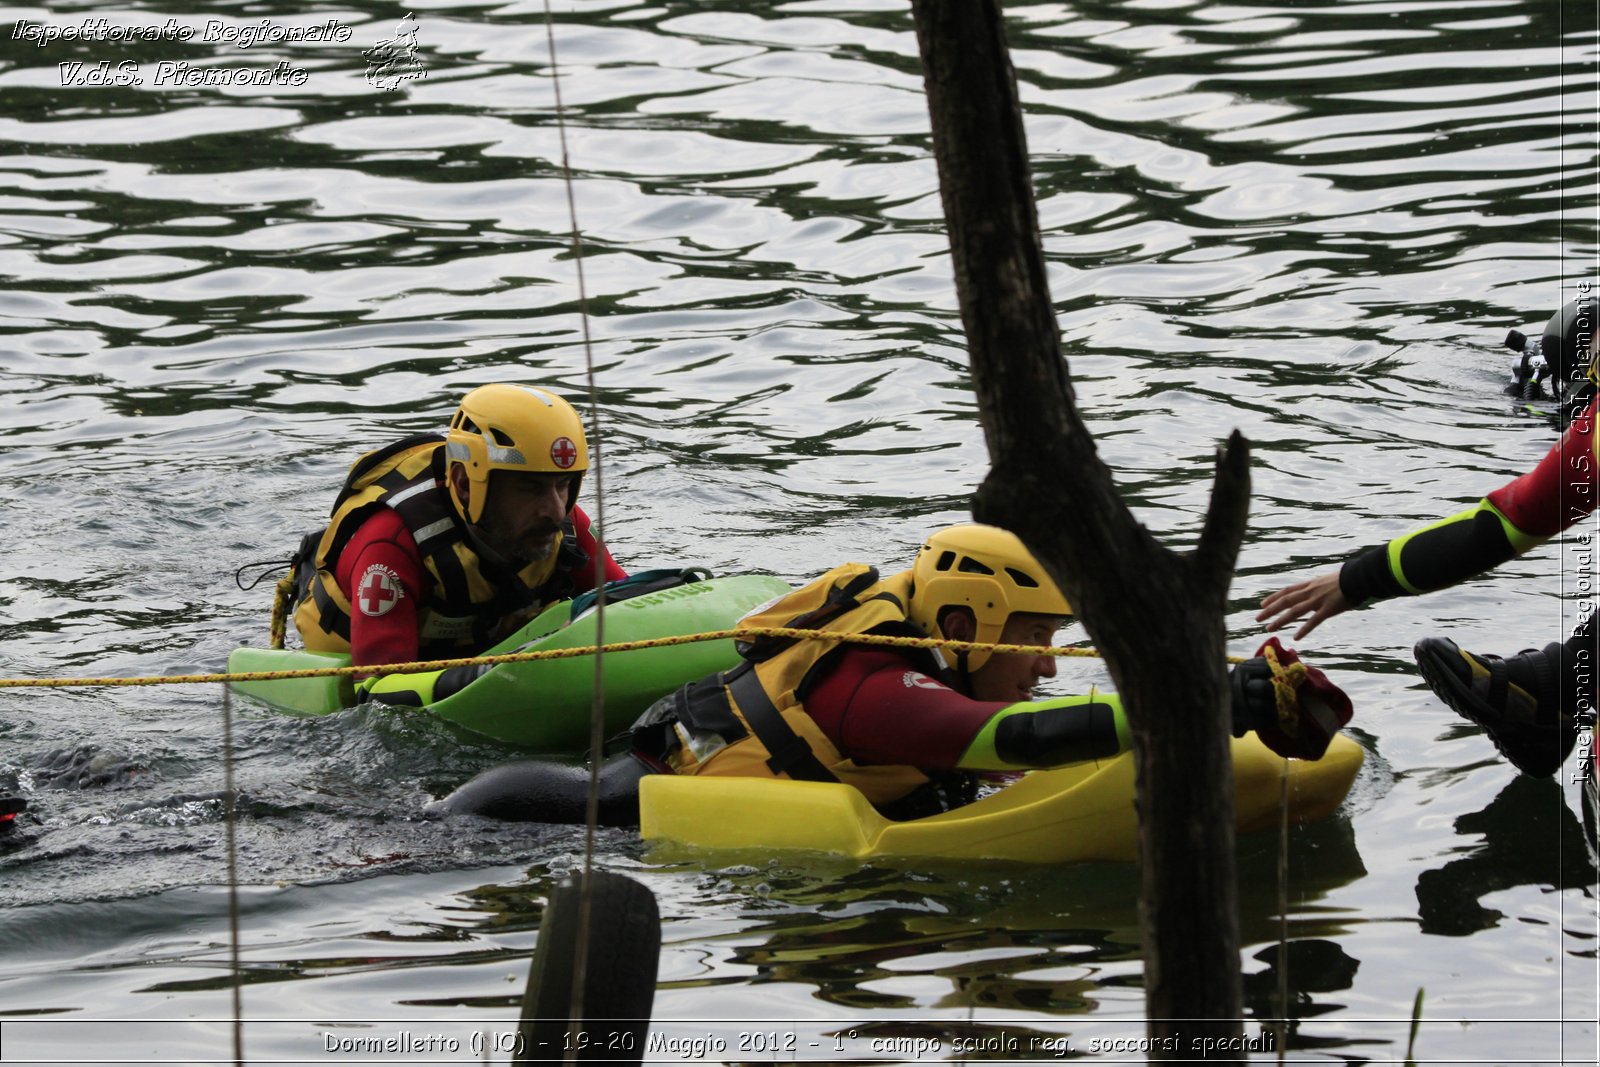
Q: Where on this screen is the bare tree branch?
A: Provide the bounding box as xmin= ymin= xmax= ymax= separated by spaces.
xmin=911 ymin=0 xmax=1253 ymax=1053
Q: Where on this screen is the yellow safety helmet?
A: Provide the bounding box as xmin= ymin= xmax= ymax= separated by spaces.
xmin=908 ymin=524 xmax=1070 ymax=672
xmin=444 ymin=383 xmax=589 ymax=524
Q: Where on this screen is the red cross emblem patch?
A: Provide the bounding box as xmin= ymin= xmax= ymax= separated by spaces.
xmin=357 ymin=564 xmax=404 ymax=617
xmin=549 ymin=436 xmax=578 ymax=470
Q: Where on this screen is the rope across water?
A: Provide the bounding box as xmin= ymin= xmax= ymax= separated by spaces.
xmin=0 ymin=626 xmax=1249 ymax=690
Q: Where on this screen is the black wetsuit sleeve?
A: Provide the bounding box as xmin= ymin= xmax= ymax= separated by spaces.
xmin=955 ymin=694 xmax=1131 ymax=769
xmin=1338 ymin=506 xmax=1521 ymax=606
xmin=992 ymin=700 xmax=1123 ymax=766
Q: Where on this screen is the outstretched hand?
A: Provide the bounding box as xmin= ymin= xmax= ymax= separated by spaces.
xmin=1256 ymin=571 xmax=1350 ymax=640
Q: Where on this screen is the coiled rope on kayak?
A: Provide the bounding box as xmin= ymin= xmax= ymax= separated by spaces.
xmin=0 ymin=626 xmax=1253 ymax=689
xmin=1261 ymin=640 xmax=1311 ymax=735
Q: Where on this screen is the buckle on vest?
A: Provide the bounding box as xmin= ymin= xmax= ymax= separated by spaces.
xmin=763 ymin=736 xmax=817 ymax=778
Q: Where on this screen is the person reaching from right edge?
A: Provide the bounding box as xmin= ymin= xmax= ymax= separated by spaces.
xmin=434 ymin=524 xmax=1349 ymax=824
xmin=1258 ymin=296 xmax=1598 ymax=779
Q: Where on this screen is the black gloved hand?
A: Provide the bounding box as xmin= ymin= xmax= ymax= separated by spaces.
xmin=1229 ymin=657 xmax=1276 ymax=738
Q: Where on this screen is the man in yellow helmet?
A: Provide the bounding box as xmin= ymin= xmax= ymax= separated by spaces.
xmin=289 ymin=384 xmax=625 ymax=697
xmin=432 ymin=524 xmax=1341 ymax=822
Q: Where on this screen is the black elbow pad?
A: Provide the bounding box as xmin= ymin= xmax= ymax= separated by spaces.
xmin=994 ymin=701 xmax=1121 ymax=767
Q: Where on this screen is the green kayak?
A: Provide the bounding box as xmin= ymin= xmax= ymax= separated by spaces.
xmin=227 ymin=572 xmax=791 ymax=751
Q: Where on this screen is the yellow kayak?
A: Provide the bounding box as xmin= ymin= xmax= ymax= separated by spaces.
xmin=640 ymin=732 xmax=1364 ymax=864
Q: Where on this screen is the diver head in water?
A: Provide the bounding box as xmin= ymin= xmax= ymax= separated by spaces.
xmin=1505 ymin=295 xmax=1597 ymax=425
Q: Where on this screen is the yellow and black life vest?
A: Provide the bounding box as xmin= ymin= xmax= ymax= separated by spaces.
xmin=290 ymin=433 xmax=585 ymax=656
xmin=631 ymin=563 xmax=962 ymax=810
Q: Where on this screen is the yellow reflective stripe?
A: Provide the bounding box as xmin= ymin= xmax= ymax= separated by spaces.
xmin=954 ymin=690 xmax=1130 ymax=771
xmin=1386 ymin=500 xmax=1545 ymax=595
xmin=359 ymin=667 xmax=444 ymax=703
xmin=1485 ymin=499 xmax=1548 ymax=554
xmin=1387 ymin=507 xmax=1470 ymax=596
xmin=1103 ymin=688 xmax=1131 ymax=749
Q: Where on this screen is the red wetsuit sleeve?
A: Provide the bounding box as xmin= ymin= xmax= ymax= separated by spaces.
xmin=336 ymin=508 xmax=429 ymax=670
xmin=568 ymin=505 xmax=627 ymax=591
xmin=1485 ymin=395 xmax=1599 ymax=537
xmin=805 ymin=648 xmax=1009 ymax=769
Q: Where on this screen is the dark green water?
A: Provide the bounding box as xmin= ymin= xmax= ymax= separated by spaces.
xmin=0 ymin=0 xmax=1595 ymax=1062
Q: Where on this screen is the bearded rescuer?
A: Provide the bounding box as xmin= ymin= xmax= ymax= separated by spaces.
xmin=431 ymin=524 xmax=1348 ymax=824
xmin=288 ymin=383 xmax=625 ymax=705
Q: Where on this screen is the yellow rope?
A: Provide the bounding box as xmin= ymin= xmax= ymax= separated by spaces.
xmin=1262 ymin=642 xmax=1310 ymax=735
xmin=268 ymin=571 xmax=294 ymax=652
xmin=0 ymin=626 xmax=1109 ymax=690
xmin=0 ymin=625 xmax=1248 ymax=690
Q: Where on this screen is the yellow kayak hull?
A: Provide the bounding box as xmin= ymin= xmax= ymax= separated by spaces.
xmin=640 ymin=732 xmax=1364 ymax=864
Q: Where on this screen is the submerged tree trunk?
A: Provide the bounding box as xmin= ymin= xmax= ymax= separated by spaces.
xmin=909 ymin=0 xmax=1252 ymax=1052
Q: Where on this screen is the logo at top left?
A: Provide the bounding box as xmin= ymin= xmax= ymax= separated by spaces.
xmin=364 ymin=13 xmax=428 ymax=92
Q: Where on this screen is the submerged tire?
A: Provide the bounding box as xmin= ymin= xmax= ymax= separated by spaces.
xmin=516 ymin=870 xmax=660 ymax=1063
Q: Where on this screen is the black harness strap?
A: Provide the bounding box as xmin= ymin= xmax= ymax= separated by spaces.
xmin=726 ymin=664 xmax=841 ymax=783
xmin=311 ymin=573 xmax=351 ymax=641
xmin=329 ymin=433 xmax=444 ymax=515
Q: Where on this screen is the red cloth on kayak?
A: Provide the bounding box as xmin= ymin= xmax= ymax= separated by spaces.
xmin=1252 ymin=637 xmax=1352 ymax=761
xmin=804 ymin=647 xmax=1010 ymax=769
xmin=339 ymin=504 xmax=623 ymax=669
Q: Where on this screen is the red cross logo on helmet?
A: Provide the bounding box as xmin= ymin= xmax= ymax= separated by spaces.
xmin=550 ymin=436 xmax=578 ymax=469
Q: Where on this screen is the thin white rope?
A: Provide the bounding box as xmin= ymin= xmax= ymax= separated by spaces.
xmin=223 ymin=682 xmax=245 ymax=1064
xmin=540 ymin=3 xmax=607 ymax=1057
xmin=1275 ymin=761 xmax=1289 ymax=1063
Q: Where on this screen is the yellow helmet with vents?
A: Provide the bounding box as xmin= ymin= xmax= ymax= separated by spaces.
xmin=444 ymin=384 xmax=589 ymax=523
xmin=909 ymin=524 xmax=1070 ymax=671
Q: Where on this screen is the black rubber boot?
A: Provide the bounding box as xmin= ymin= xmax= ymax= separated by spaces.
xmin=1414 ymin=638 xmax=1578 ymax=778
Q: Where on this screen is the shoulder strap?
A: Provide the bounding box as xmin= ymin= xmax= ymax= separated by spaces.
xmin=329 ymin=433 xmax=444 ymax=516
xmin=737 ymin=566 xmax=883 ymax=663
xmin=373 ymin=463 xmax=480 ymax=615
xmin=726 ymin=664 xmax=841 ymax=783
